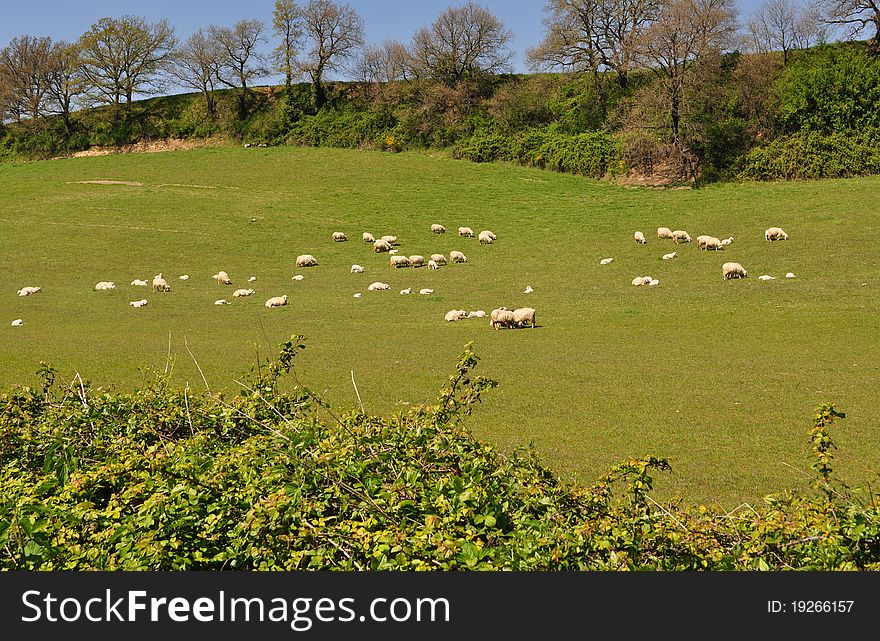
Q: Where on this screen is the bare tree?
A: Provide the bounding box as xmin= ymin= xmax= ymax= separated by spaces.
xmin=300 ymin=0 xmax=365 ymax=109
xmin=817 ymin=0 xmax=880 ymax=53
xmin=273 ymin=0 xmax=304 ymax=92
xmin=354 ymin=40 xmax=411 ymax=83
xmin=410 ymin=2 xmax=513 ymax=84
xmin=0 ymin=35 xmax=53 ymax=121
xmin=636 ymin=0 xmax=739 ymax=176
xmin=745 ymin=0 xmax=824 ymax=62
xmin=45 ymin=41 xmax=85 ymax=137
xmin=209 ymin=20 xmax=268 ymax=121
xmin=170 ymin=30 xmax=220 ymax=117
xmin=78 ymin=16 xmax=177 ymax=121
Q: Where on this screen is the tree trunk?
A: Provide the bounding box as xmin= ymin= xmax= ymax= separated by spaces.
xmin=617 ymin=70 xmax=629 ymax=90
xmin=313 ymin=78 xmax=326 ymax=110
xmin=592 ymin=68 xmax=607 ymax=120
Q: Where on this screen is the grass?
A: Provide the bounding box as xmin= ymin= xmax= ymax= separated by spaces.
xmin=1 ymin=145 xmax=878 ymax=505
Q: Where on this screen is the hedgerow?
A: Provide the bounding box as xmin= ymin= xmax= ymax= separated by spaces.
xmin=1 ymin=338 xmax=878 ymax=570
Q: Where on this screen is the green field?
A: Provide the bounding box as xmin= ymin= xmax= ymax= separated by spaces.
xmin=1 ymin=146 xmax=878 ymax=505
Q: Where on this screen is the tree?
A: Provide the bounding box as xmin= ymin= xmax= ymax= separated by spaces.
xmin=78 ymin=16 xmax=177 ymax=121
xmin=817 ymin=0 xmax=880 ymax=53
xmin=273 ymin=0 xmax=304 ymax=93
xmin=209 ymin=20 xmax=268 ymax=121
xmin=300 ymin=0 xmax=365 ymax=109
xmin=410 ymin=1 xmax=513 ymax=84
xmin=0 ymin=35 xmax=53 ymax=121
xmin=354 ymin=40 xmax=411 ymax=83
xmin=44 ymin=41 xmax=85 ymax=138
xmin=745 ymin=0 xmax=824 ymax=62
xmin=635 ymin=0 xmax=739 ymax=176
xmin=170 ymin=30 xmax=220 ymax=117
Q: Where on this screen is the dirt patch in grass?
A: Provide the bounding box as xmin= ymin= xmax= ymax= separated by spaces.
xmin=69 ymin=137 xmax=227 ymax=158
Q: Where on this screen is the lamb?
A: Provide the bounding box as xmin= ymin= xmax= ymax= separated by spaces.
xmin=390 ymin=255 xmax=411 ymax=268
xmin=419 ymin=288 xmax=434 ymax=295
xmin=428 ymin=260 xmax=439 ymax=270
xmin=11 ymin=319 xmax=23 ymax=326
xmin=363 ymin=232 xmax=375 ymax=243
xmin=445 ymin=310 xmax=468 ymax=322
xmin=450 ymin=251 xmax=468 ymax=263
xmin=478 ymin=230 xmax=495 ymax=245
xmin=672 ymin=230 xmax=692 ymax=244
xmin=129 ymin=299 xmax=148 ymax=308
xmin=179 ymin=275 xmax=190 ymax=281
xmin=765 ymin=227 xmax=789 ymax=241
xmin=512 ymin=307 xmax=537 ymax=328
xmin=523 ymin=285 xmax=534 ymax=294
xmin=249 ymin=276 xmax=257 ymax=282
xmin=408 ymin=255 xmax=425 ymax=268
xmin=351 ymin=264 xmax=365 ymax=273
xmin=720 ymin=237 xmax=734 ymax=247
xmin=94 ymin=281 xmax=116 ymax=290
xmin=786 ymin=272 xmax=796 ymax=278
xmin=388 ymin=249 xmax=400 ymax=255
xmin=214 ymin=299 xmax=230 ymax=305
xmin=368 ymin=282 xmax=390 ymax=291
xmin=17 ymin=286 xmax=42 ymax=296
xmin=722 ymin=262 xmax=748 ymax=280
xmin=648 ymin=279 xmax=660 ymax=286
xmin=458 ymin=227 xmax=474 ymax=237
xmin=131 ymin=279 xmax=148 ymax=287
xmin=634 ymin=231 xmax=647 ymax=244
xmin=265 ymin=295 xmax=289 ymax=307
xmin=296 ymin=254 xmax=318 ymax=267
xmin=468 ymin=310 xmax=487 ymax=318
xmin=657 ymin=227 xmax=674 ymax=240
xmin=431 ymin=224 xmax=446 ymax=234
xmin=632 ymin=276 xmax=652 ymax=286
xmin=400 ymin=288 xmax=412 ymax=295
xmin=662 ymin=252 xmax=677 ymax=260
xmin=373 ymin=239 xmax=393 ymax=253
xmin=292 ymin=275 xmax=304 ymax=281
xmin=430 ymin=254 xmax=448 ymax=265
xmin=332 ymin=231 xmax=348 ymax=242
xmin=152 ymin=274 xmax=171 ymax=292
xmin=380 ymin=235 xmax=398 ymax=245
xmin=490 ymin=307 xmax=515 ymax=329
xmin=758 ymin=275 xmax=776 ymax=281
xmin=600 ymin=258 xmax=613 ymax=265
xmin=233 ymin=288 xmax=255 ymax=297
xmin=213 ymin=271 xmax=232 ymax=285
xmin=353 ymin=293 xmax=362 ymax=298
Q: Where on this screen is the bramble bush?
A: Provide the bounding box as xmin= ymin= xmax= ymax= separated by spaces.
xmin=1 ymin=338 xmax=878 ymax=571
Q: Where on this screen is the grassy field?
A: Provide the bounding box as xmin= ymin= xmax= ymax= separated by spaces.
xmin=1 ymin=146 xmax=878 ymax=505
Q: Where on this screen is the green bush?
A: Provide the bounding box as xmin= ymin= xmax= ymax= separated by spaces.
xmin=451 ymin=131 xmax=510 ymax=163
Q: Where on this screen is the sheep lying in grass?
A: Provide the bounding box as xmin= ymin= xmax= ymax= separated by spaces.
xmin=490 ymin=307 xmax=515 ymax=329
xmin=390 ymin=255 xmax=410 ymax=269
xmin=351 ymin=264 xmax=365 ymax=273
xmin=450 ymin=251 xmax=468 ymax=263
xmin=265 ymin=295 xmax=289 ymax=307
xmin=408 ymin=255 xmax=425 ymax=268
xmin=722 ymin=262 xmax=748 ymax=280
xmin=632 ymin=276 xmax=652 ymax=286
xmin=152 ymin=274 xmax=171 ymax=292
xmin=524 ymin=285 xmax=534 ymax=294
xmin=445 ymin=309 xmax=468 ymax=322
xmin=600 ymin=258 xmax=613 ymax=265
xmin=657 ymin=227 xmax=674 ymax=239
xmin=458 ymin=227 xmax=474 ymax=237
xmin=233 ymin=288 xmax=255 ymax=297
xmin=758 ymin=275 xmax=775 ymax=281
xmin=11 ymin=319 xmax=23 ymax=326
xmin=129 ymin=299 xmax=148 ymax=308
xmin=672 ymin=230 xmax=692 ymax=244
xmin=389 ymin=249 xmax=400 ymax=255
xmin=296 ymin=255 xmax=318 ymax=267
xmin=179 ymin=275 xmax=190 ymax=281
xmin=213 ymin=271 xmax=232 ymax=285
xmin=214 ymin=299 xmax=230 ymax=305
xmin=363 ymin=232 xmax=375 ymax=243
xmin=765 ymin=227 xmax=788 ymax=241
xmin=513 ymin=307 xmax=536 ymax=328
xmin=786 ymin=272 xmax=796 ymax=278
xmin=720 ymin=237 xmax=734 ymax=247
xmin=292 ymin=274 xmax=304 ymax=281
xmin=374 ymin=239 xmax=392 ymax=253
xmin=400 ymin=288 xmax=412 ymax=295
xmin=332 ymin=231 xmax=348 ymax=242
xmin=131 ymin=279 xmax=148 ymax=287
xmin=432 ymin=224 xmax=445 ymax=234
xmin=95 ymin=281 xmax=116 ymax=291
xmin=634 ymin=231 xmax=647 ymax=244
xmin=368 ymin=282 xmax=390 ymax=291
xmin=18 ymin=286 xmax=42 ymax=296
xmin=419 ymin=288 xmax=434 ymax=295
xmin=662 ymin=252 xmax=677 ymax=260
xmin=468 ymin=310 xmax=487 ymax=318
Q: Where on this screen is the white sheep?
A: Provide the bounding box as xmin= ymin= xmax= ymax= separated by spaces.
xmin=600 ymin=258 xmax=613 ymax=265
xmin=427 ymin=260 xmax=439 ymax=270
xmin=408 ymin=255 xmax=425 ymax=268
xmin=351 ymin=264 xmax=365 ymax=273
xmin=523 ymin=285 xmax=534 ymax=294
xmin=468 ymin=310 xmax=487 ymax=318
xmin=363 ymin=232 xmax=375 ymax=243
xmin=786 ymin=272 xmax=796 ymax=278
xmin=632 ymin=276 xmax=652 ymax=286
xmin=765 ymin=227 xmax=789 ymax=241
xmin=296 ymin=254 xmax=318 ymax=267
xmin=233 ymin=288 xmax=255 ymax=297
xmin=758 ymin=275 xmax=776 ymax=281
xmin=672 ymin=230 xmax=692 ymax=244
xmin=699 ymin=236 xmax=723 ymax=251
xmin=634 ymin=231 xmax=647 ymax=245
xmin=373 ymin=239 xmax=392 ymax=253
xmin=214 ymin=299 xmax=230 ymax=305
xmin=431 ymin=224 xmax=446 ymax=234
xmin=458 ymin=227 xmax=475 ymax=237
xmin=152 ymin=274 xmax=171 ymax=292
xmin=94 ymin=281 xmax=116 ymax=290
xmin=353 ymin=293 xmax=362 ymax=298
xmin=249 ymin=276 xmax=257 ymax=282
xmin=648 ymin=279 xmax=660 ymax=286
xmin=662 ymin=252 xmax=677 ymax=260
xmin=478 ymin=230 xmax=496 ymax=245
xmin=445 ymin=310 xmax=468 ymax=322
xmin=390 ymin=255 xmax=410 ymax=269
xmin=720 ymin=237 xmax=734 ymax=247
xmin=17 ymin=286 xmax=42 ymax=296
xmin=131 ymin=279 xmax=148 ymax=287
xmin=292 ymin=274 xmax=304 ymax=281
xmin=129 ymin=299 xmax=148 ymax=308
xmin=430 ymin=253 xmax=448 ymax=266
xmin=400 ymin=288 xmax=412 ymax=295
xmin=490 ymin=307 xmax=515 ymax=329
xmin=657 ymin=227 xmax=674 ymax=240
xmin=380 ymin=235 xmax=397 ymax=245
xmin=332 ymin=231 xmax=348 ymax=242
xmin=388 ymin=249 xmax=400 ymax=255
xmin=450 ymin=251 xmax=468 ymax=264
xmin=265 ymin=294 xmax=289 ymax=307
xmin=368 ymin=282 xmax=390 ymax=291
xmin=213 ymin=271 xmax=232 ymax=285
xmin=179 ymin=275 xmax=190 ymax=281
xmin=11 ymin=319 xmax=23 ymax=326
xmin=722 ymin=262 xmax=748 ymax=280
xmin=419 ymin=288 xmax=434 ymax=295
xmin=512 ymin=307 xmax=537 ymax=328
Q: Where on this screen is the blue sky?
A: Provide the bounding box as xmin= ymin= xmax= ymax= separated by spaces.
xmin=3 ymin=0 xmax=767 ymax=76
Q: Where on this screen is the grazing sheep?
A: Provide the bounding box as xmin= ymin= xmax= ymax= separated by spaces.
xmin=94 ymin=281 xmax=116 ymax=290
xmin=722 ymin=262 xmax=748 ymax=280
xmin=445 ymin=310 xmax=468 ymax=322
xmin=419 ymin=288 xmax=434 ymax=295
xmin=431 ymin=224 xmax=446 ymax=234
xmin=430 ymin=253 xmax=448 ymax=265
xmin=600 ymin=258 xmax=613 ymax=265
xmin=478 ymin=230 xmax=495 ymax=245
xmin=657 ymin=227 xmax=674 ymax=239
xmin=523 ymin=285 xmax=534 ymax=294
xmin=458 ymin=227 xmax=475 ymax=237
xmin=765 ymin=227 xmax=789 ymax=241
xmin=351 ymin=264 xmax=365 ymax=273
xmin=490 ymin=307 xmax=515 ymax=329
xmin=332 ymin=231 xmax=348 ymax=242
xmin=380 ymin=235 xmax=398 ymax=245
xmin=758 ymin=275 xmax=776 ymax=281
xmin=368 ymin=282 xmax=390 ymax=291
xmin=265 ymin=295 xmax=289 ymax=307
xmin=468 ymin=310 xmax=487 ymax=318
xmin=11 ymin=319 xmax=23 ymax=326
xmin=428 ymin=260 xmax=439 ymax=270
xmin=292 ymin=274 xmax=305 ymax=281
xmin=214 ymin=299 xmax=230 ymax=305
xmin=296 ymin=254 xmax=318 ymax=267
xmin=672 ymin=230 xmax=692 ymax=244
xmin=249 ymin=276 xmax=257 ymax=282
xmin=400 ymin=288 xmax=412 ymax=295
xmin=374 ymin=239 xmax=392 ymax=253
xmin=662 ymin=252 xmax=677 ymax=260
xmin=390 ymin=255 xmax=411 ymax=268
xmin=513 ymin=307 xmax=537 ymax=328
xmin=699 ymin=236 xmax=724 ymax=251
xmin=363 ymin=232 xmax=375 ymax=243
xmin=450 ymin=250 xmax=468 ymax=263
xmin=131 ymin=279 xmax=148 ymax=287
xmin=634 ymin=231 xmax=647 ymax=244
xmin=786 ymin=272 xmax=796 ymax=278
xmin=152 ymin=274 xmax=171 ymax=292
xmin=233 ymin=288 xmax=255 ymax=297
xmin=408 ymin=255 xmax=425 ymax=268
xmin=213 ymin=271 xmax=232 ymax=285
xmin=129 ymin=299 xmax=148 ymax=308
xmin=179 ymin=274 xmax=190 ymax=281
xmin=17 ymin=286 xmax=42 ymax=296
